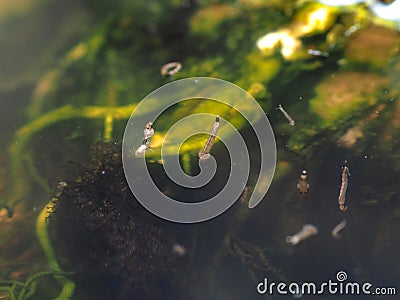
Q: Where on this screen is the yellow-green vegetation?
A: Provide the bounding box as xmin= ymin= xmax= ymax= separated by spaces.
xmin=0 ymin=184 xmax=74 ymax=300
xmin=246 ymin=82 xmax=267 ymax=99
xmin=190 ymin=4 xmax=239 ymax=38
xmin=310 ymin=71 xmax=391 ymax=127
xmin=0 ymin=270 xmax=73 ymax=300
xmin=344 ymin=25 xmax=400 ymax=68
xmin=179 ymin=56 xmax=230 ymax=80
xmin=287 ymin=126 xmax=320 ymax=154
xmin=256 ymin=2 xmax=338 ymax=60
xmin=273 ymin=161 xmax=292 ymax=181
xmin=36 ymin=195 xmax=75 ymax=300
xmin=293 ymin=2 xmax=337 ymax=35
xmin=2 ymin=0 xmax=400 ymax=297
xmin=142 ymin=95 xmax=264 ymax=160
xmin=8 ymin=104 xmax=134 ymax=210
xmin=3 ymin=0 xmax=398 ymax=219
xmin=0 ymin=0 xmax=38 ymax=22
xmin=237 ymin=53 xmax=281 ymax=88
xmin=5 ymin=0 xmax=398 ymax=214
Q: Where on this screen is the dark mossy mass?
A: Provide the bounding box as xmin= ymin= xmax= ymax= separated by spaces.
xmin=51 ymin=142 xmax=192 ymax=300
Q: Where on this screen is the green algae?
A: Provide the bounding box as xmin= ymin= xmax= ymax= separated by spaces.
xmin=344 ymin=25 xmax=400 ymax=69
xmin=310 ymin=71 xmax=392 ymax=127
xmin=190 ymin=4 xmax=239 ymax=38
xmin=274 ymin=161 xmax=292 ymax=181
xmin=238 ymin=53 xmax=282 ymax=89
xmin=2 ymin=0 xmax=400 ymax=298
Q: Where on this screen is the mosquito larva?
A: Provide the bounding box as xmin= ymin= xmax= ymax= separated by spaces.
xmin=135 ymin=122 xmax=154 ymax=157
xmin=160 ymin=62 xmax=182 ymax=77
xmin=198 ymin=116 xmax=220 ymax=160
xmin=331 ymin=219 xmax=347 ymax=239
xmin=286 ymin=224 xmax=318 ymax=246
xmin=297 ymin=169 xmax=309 ymax=195
xmin=277 ymin=104 xmax=295 ymax=126
xmin=338 ymin=166 xmax=350 ymax=211
xmin=307 ymin=49 xmax=329 ymax=58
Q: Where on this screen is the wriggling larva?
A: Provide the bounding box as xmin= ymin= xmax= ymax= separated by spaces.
xmin=199 ymin=116 xmax=220 ymax=160
xmin=286 ymin=224 xmax=318 ymax=245
xmin=331 ymin=220 xmax=347 ymax=239
xmin=277 ymin=104 xmax=295 ymax=126
xmin=338 ymin=166 xmax=350 ymax=211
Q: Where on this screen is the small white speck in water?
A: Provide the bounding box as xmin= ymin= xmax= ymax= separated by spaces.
xmin=172 ymin=243 xmax=186 ymax=257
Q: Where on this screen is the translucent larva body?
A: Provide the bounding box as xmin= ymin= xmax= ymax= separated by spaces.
xmin=198 ymin=116 xmax=220 ymax=160
xmin=338 ymin=166 xmax=350 ymax=211
xmin=286 ymin=224 xmax=318 ymax=245
xmin=160 ymin=62 xmax=182 ymax=77
xmin=331 ymin=219 xmax=347 ymax=239
xmin=135 ymin=122 xmax=154 ymax=157
xmin=277 ymin=104 xmax=295 ymax=126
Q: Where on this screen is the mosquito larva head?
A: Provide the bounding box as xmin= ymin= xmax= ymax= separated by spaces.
xmin=286 ymin=235 xmax=299 ymax=245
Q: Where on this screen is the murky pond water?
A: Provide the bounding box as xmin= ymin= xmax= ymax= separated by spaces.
xmin=0 ymin=1 xmax=399 ymax=299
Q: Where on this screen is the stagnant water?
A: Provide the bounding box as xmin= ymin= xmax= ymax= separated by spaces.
xmin=0 ymin=1 xmax=399 ymax=299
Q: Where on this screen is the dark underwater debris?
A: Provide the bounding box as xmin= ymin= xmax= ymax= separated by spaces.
xmin=52 ymin=141 xmax=192 ymax=300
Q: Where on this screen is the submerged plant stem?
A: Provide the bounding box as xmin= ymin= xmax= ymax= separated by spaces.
xmin=36 ymin=199 xmax=75 ymax=299
xmin=7 ymin=104 xmax=135 ymax=210
xmin=104 ymin=114 xmax=114 ymax=140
